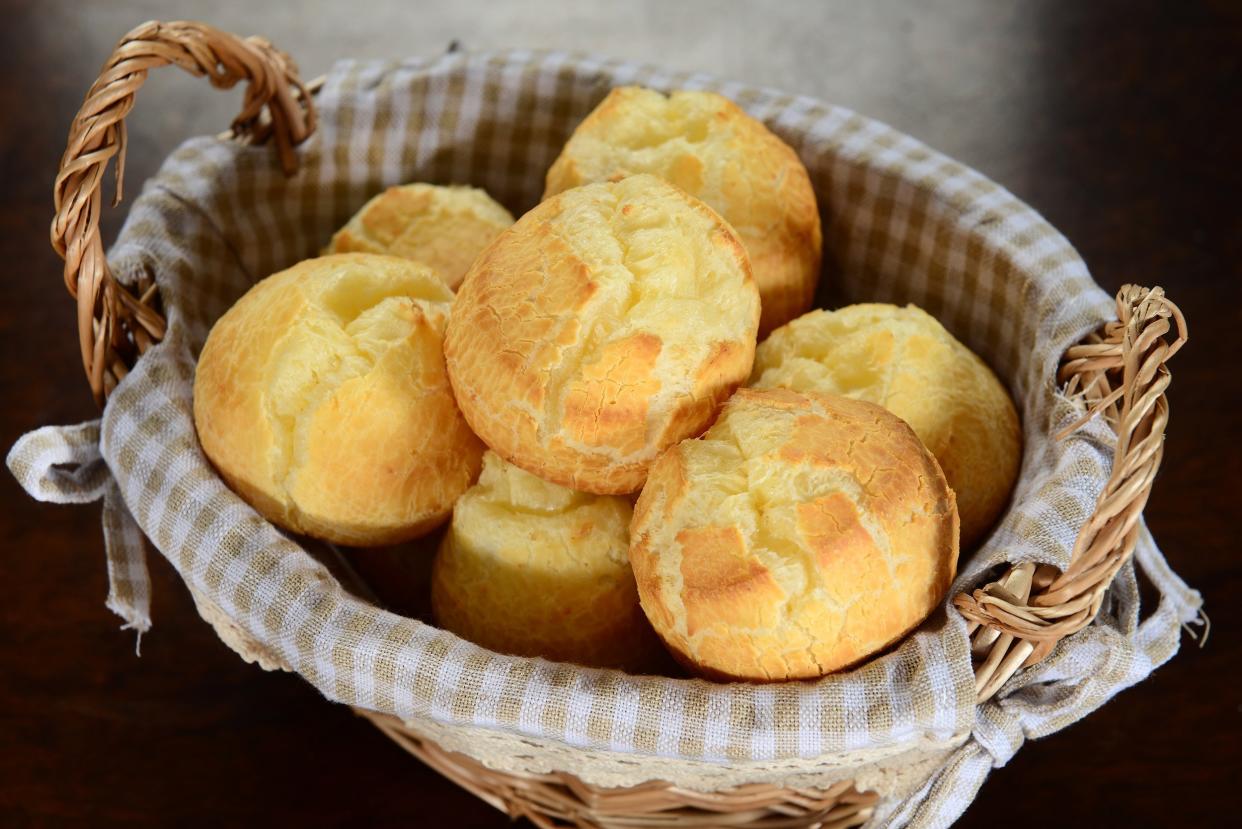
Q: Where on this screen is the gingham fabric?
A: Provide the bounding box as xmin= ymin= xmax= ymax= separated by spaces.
xmin=7 ymin=423 xmax=151 ymax=641
xmin=9 ymin=50 xmax=1201 ymax=826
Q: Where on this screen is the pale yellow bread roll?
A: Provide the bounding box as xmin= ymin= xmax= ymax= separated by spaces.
xmin=326 ymin=184 xmax=514 ymax=290
xmin=630 ymin=388 xmax=959 ymax=682
xmin=193 ymin=253 xmax=485 ymax=546
xmin=432 ymin=452 xmax=665 ymax=671
xmin=544 ymin=86 xmax=822 ymax=335
xmin=445 ymin=174 xmax=760 ymax=495
xmin=751 ymin=303 xmax=1021 ymax=549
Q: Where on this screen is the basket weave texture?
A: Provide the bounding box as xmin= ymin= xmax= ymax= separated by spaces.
xmin=6 ymin=21 xmax=1204 ymax=829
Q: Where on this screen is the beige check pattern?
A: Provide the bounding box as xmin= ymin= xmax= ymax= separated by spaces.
xmin=10 ymin=51 xmax=1201 ymax=825
xmin=6 ymin=422 xmax=151 ymax=638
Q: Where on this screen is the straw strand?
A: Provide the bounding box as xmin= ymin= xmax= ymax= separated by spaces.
xmin=955 ymin=285 xmax=1186 ymax=701
xmin=50 ymin=20 xmax=315 ymax=405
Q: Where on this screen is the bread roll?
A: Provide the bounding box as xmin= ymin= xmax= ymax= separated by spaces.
xmin=445 ymin=174 xmax=760 ymax=495
xmin=193 ymin=253 xmax=484 ymax=546
xmin=544 ymin=86 xmax=821 ymax=335
xmin=432 ymin=451 xmax=664 ymax=671
xmin=751 ymin=303 xmax=1020 ymax=549
xmin=326 ymin=184 xmax=514 ymax=290
xmin=630 ymin=388 xmax=958 ymax=681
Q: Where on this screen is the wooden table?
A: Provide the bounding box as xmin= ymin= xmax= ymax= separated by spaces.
xmin=2 ymin=1 xmax=1237 ymax=826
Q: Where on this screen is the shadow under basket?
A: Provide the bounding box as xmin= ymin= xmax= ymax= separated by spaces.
xmin=25 ymin=19 xmax=1202 ymax=829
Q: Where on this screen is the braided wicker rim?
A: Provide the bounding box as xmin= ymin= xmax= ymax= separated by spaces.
xmin=955 ymin=285 xmax=1186 ymax=700
xmin=52 ymin=20 xmax=1188 ymax=827
xmin=52 ymin=20 xmax=315 ymax=405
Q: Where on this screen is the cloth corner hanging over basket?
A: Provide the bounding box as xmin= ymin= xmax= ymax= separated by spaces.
xmin=8 ymin=20 xmax=1205 ymax=829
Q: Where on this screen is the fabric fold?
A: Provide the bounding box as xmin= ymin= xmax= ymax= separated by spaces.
xmin=7 ymin=420 xmax=152 ymax=645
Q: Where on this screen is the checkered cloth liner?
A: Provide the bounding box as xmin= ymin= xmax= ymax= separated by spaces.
xmin=9 ymin=50 xmax=1201 ymax=826
xmin=6 ymin=423 xmax=151 ymax=641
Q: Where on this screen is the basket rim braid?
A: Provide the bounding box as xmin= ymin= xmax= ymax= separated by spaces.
xmin=23 ymin=19 xmax=1199 ymax=829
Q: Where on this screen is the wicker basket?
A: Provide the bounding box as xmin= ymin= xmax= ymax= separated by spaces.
xmin=39 ymin=20 xmax=1196 ymax=829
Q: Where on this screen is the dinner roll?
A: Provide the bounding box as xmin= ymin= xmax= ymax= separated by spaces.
xmin=432 ymin=452 xmax=664 ymax=671
xmin=751 ymin=303 xmax=1020 ymax=549
xmin=326 ymin=184 xmax=514 ymax=290
xmin=445 ymin=174 xmax=760 ymax=495
xmin=193 ymin=253 xmax=484 ymax=546
xmin=630 ymin=388 xmax=958 ymax=681
xmin=544 ymin=86 xmax=822 ymax=335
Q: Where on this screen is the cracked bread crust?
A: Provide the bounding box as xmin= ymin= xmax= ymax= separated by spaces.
xmin=326 ymin=183 xmax=514 ymax=290
xmin=193 ymin=253 xmax=485 ymax=546
xmin=444 ymin=174 xmax=760 ymax=495
xmin=751 ymin=303 xmax=1020 ymax=549
xmin=629 ymin=388 xmax=959 ymax=682
xmin=544 ymin=86 xmax=822 ymax=336
xmin=431 ymin=451 xmax=665 ymax=671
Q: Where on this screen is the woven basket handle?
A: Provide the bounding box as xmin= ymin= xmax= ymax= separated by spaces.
xmin=51 ymin=20 xmax=316 ymax=405
xmin=956 ymin=284 xmax=1187 ymax=701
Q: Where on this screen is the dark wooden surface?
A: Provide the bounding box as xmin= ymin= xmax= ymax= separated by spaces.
xmin=1 ymin=1 xmax=1239 ymax=826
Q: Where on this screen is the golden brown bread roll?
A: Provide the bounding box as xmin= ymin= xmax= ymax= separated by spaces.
xmin=629 ymin=388 xmax=959 ymax=682
xmin=544 ymin=86 xmax=822 ymax=335
xmin=444 ymin=174 xmax=760 ymax=495
xmin=431 ymin=451 xmax=665 ymax=671
xmin=326 ymin=183 xmax=514 ymax=290
xmin=193 ymin=253 xmax=484 ymax=546
xmin=751 ymin=303 xmax=1020 ymax=549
